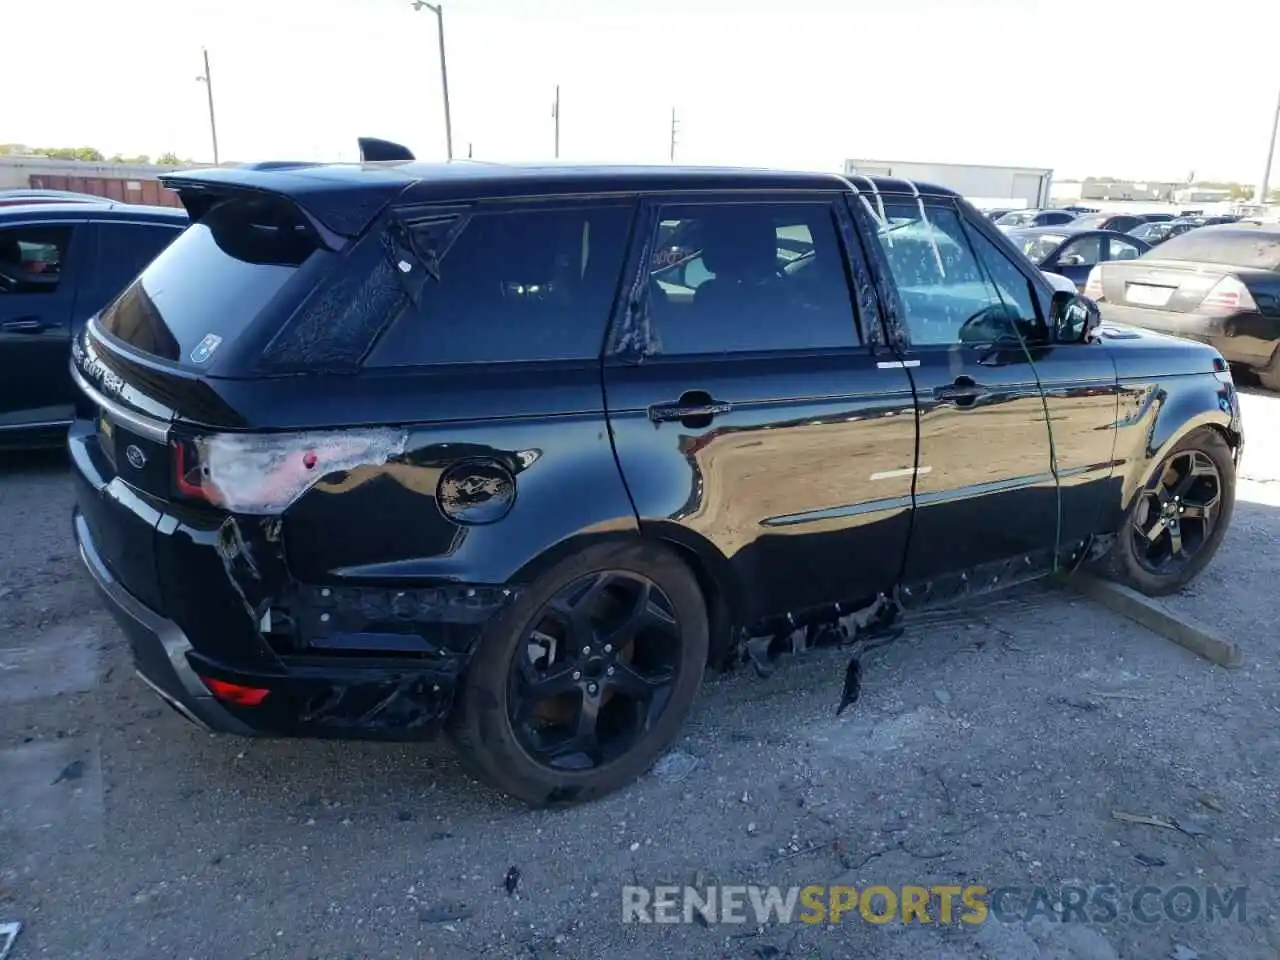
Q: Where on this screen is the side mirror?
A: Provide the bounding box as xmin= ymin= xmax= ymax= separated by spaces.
xmin=1051 ymin=291 xmax=1102 ymax=343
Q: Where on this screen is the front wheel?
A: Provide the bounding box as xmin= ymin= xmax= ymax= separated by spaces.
xmin=449 ymin=541 xmax=708 ymax=807
xmin=1102 ymin=428 xmax=1235 ymax=596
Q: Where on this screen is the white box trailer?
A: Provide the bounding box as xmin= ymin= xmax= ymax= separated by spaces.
xmin=842 ymin=159 xmax=1054 ymax=210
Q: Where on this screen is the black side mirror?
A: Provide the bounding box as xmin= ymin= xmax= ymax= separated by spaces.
xmin=1051 ymin=291 xmax=1102 ymax=343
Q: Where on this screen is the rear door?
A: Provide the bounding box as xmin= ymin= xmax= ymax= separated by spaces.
xmin=863 ymin=195 xmax=1059 ymax=594
xmin=0 ymin=218 xmax=86 ymax=432
xmin=604 ymin=192 xmax=917 ymax=623
xmin=1054 ymin=233 xmax=1103 ymax=291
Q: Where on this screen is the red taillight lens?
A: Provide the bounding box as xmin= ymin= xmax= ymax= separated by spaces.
xmin=1200 ymin=276 xmax=1255 ymax=315
xmin=200 ymin=676 xmax=270 ymax=706
xmin=169 ymin=428 xmax=408 ymax=514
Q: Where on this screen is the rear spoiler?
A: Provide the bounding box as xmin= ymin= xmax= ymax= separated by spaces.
xmin=159 ymin=137 xmax=419 ymax=242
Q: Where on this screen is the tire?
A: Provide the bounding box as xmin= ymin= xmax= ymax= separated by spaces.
xmin=1256 ymin=346 xmax=1280 ymax=391
xmin=448 ymin=540 xmax=708 ymax=807
xmin=1101 ymin=427 xmax=1235 ymax=596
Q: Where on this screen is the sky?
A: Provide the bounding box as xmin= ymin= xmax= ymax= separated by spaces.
xmin=3 ymin=0 xmax=1278 ymax=183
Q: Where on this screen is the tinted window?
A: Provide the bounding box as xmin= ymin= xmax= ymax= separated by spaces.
xmin=95 ymin=222 xmax=182 ymax=297
xmin=1040 ymin=211 xmax=1075 ymax=225
xmin=873 ymin=200 xmax=1038 ymax=345
xmin=1150 ymin=228 xmax=1280 ymax=270
xmin=98 ymin=197 xmax=319 ymax=365
xmin=0 ymin=224 xmax=72 ymax=294
xmin=964 ymin=223 xmax=1041 ymax=334
xmin=643 ymin=201 xmax=857 ymax=355
xmin=367 ymin=204 xmax=632 ymax=366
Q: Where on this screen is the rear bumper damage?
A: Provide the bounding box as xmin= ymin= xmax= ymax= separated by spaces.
xmin=73 ymin=507 xmax=485 ymax=740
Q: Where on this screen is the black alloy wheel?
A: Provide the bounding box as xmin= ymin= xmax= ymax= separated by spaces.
xmin=1128 ymin=449 xmax=1222 ymax=575
xmin=509 ymin=571 xmax=681 ymax=771
xmin=1100 ymin=428 xmax=1235 ymax=597
xmin=449 ymin=540 xmax=708 ymax=806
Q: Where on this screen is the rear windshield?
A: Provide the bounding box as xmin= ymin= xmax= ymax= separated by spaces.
xmin=1151 ymin=228 xmax=1280 ymax=270
xmin=97 ymin=196 xmax=320 ymax=365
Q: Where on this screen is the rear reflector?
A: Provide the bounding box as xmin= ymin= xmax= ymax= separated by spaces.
xmin=200 ymin=676 xmax=270 ymax=706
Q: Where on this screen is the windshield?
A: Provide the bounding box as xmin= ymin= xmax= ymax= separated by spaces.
xmin=97 ymin=196 xmax=321 ymax=365
xmin=1152 ymin=228 xmax=1280 ymax=270
xmin=1010 ymin=233 xmax=1067 ymax=264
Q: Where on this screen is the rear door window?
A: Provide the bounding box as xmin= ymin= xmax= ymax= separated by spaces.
xmin=97 ymin=197 xmax=320 ymax=365
xmin=366 ymin=203 xmax=634 ymax=366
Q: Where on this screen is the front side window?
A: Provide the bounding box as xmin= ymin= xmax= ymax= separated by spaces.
xmin=0 ymin=224 xmax=73 ymax=294
xmin=872 ymin=200 xmax=1039 ymax=346
xmin=643 ymin=201 xmax=858 ymax=355
xmin=367 ymin=203 xmax=633 ymax=366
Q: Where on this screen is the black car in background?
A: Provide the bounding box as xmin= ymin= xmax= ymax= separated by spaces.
xmin=69 ymin=155 xmax=1242 ymax=806
xmin=1069 ymin=212 xmax=1147 ymax=234
xmin=0 ymin=202 xmax=187 ymax=447
xmin=1128 ymin=221 xmax=1194 ymax=246
xmin=1006 ymin=225 xmax=1150 ymax=291
xmin=1088 ymin=222 xmax=1280 ymax=388
xmin=994 ymin=208 xmax=1078 ymax=228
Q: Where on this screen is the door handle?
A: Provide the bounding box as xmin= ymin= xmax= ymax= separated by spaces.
xmin=1 ymin=317 xmax=47 ymax=334
xmin=934 ymin=377 xmax=989 ymax=407
xmin=648 ymin=390 xmax=731 ymax=428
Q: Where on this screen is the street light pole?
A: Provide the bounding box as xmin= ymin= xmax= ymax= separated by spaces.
xmin=196 ymin=48 xmax=220 ymax=165
xmin=411 ymin=1 xmax=454 ymax=161
xmin=1257 ymin=83 xmax=1280 ymax=206
xmin=552 ymin=84 xmax=560 ymax=159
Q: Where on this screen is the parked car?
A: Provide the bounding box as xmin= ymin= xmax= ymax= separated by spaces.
xmin=1087 ymin=222 xmax=1280 ymax=388
xmin=994 ymin=208 xmax=1078 ymax=228
xmin=69 ymin=152 xmax=1242 ymax=806
xmin=0 ymin=188 xmax=109 ymax=208
xmin=1005 ymin=226 xmax=1149 ymax=291
xmin=1127 ymin=221 xmax=1194 ymax=246
xmin=0 ymin=201 xmax=187 ymax=447
xmin=1137 ymin=213 xmax=1176 ymax=224
xmin=1061 ymin=205 xmax=1099 ymax=215
xmin=984 ymin=208 xmax=1015 ymax=222
xmin=1067 ymin=212 xmax=1147 ymax=234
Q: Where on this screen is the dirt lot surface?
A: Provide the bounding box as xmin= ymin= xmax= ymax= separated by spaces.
xmin=2 ymin=391 xmax=1278 ymax=960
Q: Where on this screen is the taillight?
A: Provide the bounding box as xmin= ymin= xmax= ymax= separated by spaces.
xmin=1200 ymin=276 xmax=1256 ymax=315
xmin=1084 ymin=266 xmax=1104 ymax=301
xmin=200 ymin=676 xmax=270 ymax=706
xmin=171 ymin=428 xmax=408 ymax=514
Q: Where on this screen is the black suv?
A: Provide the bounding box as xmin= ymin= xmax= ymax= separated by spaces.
xmin=1 ymin=201 xmax=186 ymax=447
xmin=69 ymin=151 xmax=1243 ymax=806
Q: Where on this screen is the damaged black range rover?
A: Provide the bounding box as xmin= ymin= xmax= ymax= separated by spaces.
xmin=70 ymin=143 xmax=1243 ymax=806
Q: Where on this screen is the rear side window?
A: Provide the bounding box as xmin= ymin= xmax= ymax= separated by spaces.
xmin=0 ymin=224 xmax=73 ymax=294
xmin=97 ymin=197 xmax=319 ymax=365
xmin=94 ymin=222 xmax=182 ymax=299
xmin=1150 ymin=229 xmax=1280 ymax=270
xmin=366 ymin=203 xmax=633 ymax=366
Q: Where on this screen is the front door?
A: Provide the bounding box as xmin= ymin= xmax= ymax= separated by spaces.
xmin=0 ymin=220 xmax=84 ymax=433
xmin=604 ymin=193 xmax=918 ymax=624
xmin=861 ymin=195 xmax=1059 ymax=593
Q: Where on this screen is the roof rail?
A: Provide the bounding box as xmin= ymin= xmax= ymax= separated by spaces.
xmin=358 ymin=137 xmax=415 ymax=163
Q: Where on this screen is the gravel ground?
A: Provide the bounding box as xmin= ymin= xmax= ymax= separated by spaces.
xmin=1 ymin=392 xmax=1278 ymax=960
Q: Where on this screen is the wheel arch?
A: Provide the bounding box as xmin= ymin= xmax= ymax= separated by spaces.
xmin=506 ymin=522 xmax=745 ymax=667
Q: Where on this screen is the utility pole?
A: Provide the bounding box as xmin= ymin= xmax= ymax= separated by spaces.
xmin=1257 ymin=83 xmax=1280 ymax=206
xmin=410 ymin=2 xmax=454 ymax=161
xmin=669 ymin=107 xmax=679 ymax=163
xmin=195 ymin=48 xmax=220 ymax=165
xmin=552 ymin=84 xmax=560 ymax=159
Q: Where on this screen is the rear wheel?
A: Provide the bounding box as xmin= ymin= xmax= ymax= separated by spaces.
xmin=1102 ymin=428 xmax=1235 ymax=596
xmin=1256 ymin=348 xmax=1280 ymax=392
xmin=449 ymin=541 xmax=708 ymax=807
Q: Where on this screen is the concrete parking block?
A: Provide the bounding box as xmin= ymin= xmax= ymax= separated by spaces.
xmin=0 ymin=625 xmax=100 ymax=704
xmin=1061 ymin=571 xmax=1244 ymax=667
